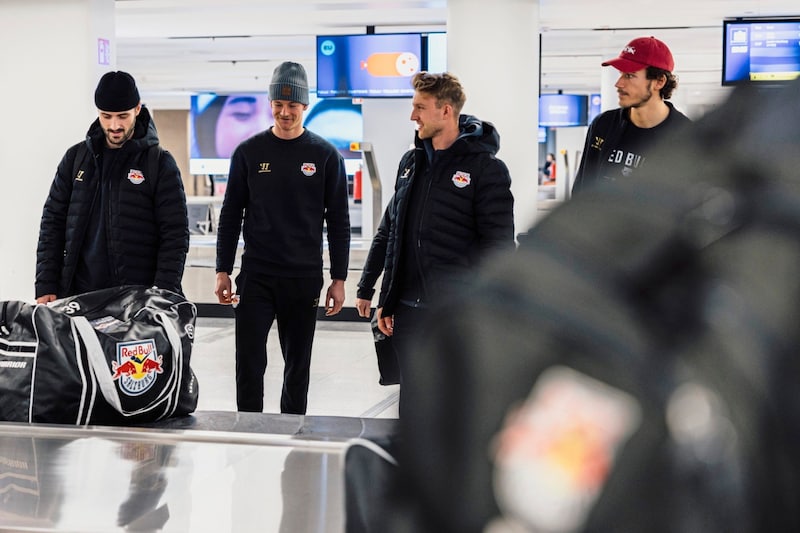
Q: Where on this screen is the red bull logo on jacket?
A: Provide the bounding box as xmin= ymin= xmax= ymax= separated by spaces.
xmin=452 ymin=171 xmax=471 ymax=189
xmin=127 ymin=169 xmax=145 ymax=185
xmin=112 ymin=339 xmax=163 ymax=395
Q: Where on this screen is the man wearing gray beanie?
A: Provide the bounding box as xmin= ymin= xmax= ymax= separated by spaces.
xmin=215 ymin=61 xmax=351 ymax=415
xmin=36 ymin=70 xmax=189 ymax=302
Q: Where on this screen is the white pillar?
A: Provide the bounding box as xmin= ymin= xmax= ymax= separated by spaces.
xmin=446 ymin=0 xmax=540 ymax=236
xmin=0 ymin=0 xmax=115 ymax=301
xmin=601 ymin=66 xmax=619 ymax=112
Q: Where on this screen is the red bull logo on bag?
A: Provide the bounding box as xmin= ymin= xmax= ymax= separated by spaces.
xmin=112 ymin=339 xmax=163 ymax=395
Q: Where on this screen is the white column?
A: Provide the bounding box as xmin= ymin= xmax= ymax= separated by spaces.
xmin=446 ymin=0 xmax=540 ymax=236
xmin=0 ymin=0 xmax=115 ymax=301
xmin=601 ymin=66 xmax=620 ymax=112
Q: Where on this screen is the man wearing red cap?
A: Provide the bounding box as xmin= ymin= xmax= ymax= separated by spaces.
xmin=572 ymin=36 xmax=691 ymax=194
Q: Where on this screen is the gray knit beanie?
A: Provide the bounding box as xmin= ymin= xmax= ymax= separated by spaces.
xmin=269 ymin=61 xmax=309 ymax=105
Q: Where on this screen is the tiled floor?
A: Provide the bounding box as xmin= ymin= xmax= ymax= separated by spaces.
xmin=182 ymin=221 xmax=399 ymax=420
xmin=191 ymin=317 xmax=400 ymax=419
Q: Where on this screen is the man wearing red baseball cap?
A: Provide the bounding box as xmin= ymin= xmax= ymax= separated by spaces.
xmin=572 ymin=36 xmax=692 ymax=194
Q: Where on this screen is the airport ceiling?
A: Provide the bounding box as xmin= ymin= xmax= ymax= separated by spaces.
xmin=116 ymin=0 xmax=800 ymax=112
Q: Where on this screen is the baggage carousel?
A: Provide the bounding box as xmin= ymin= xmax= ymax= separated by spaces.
xmin=0 ymin=412 xmax=398 ymax=532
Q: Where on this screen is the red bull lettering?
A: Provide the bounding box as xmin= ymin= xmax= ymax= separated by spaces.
xmin=113 ymin=339 xmax=162 ymax=395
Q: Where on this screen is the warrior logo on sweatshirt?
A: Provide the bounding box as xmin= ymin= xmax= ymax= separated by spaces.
xmin=301 ymin=163 xmax=317 ymax=176
xmin=127 ymin=169 xmax=145 ymax=185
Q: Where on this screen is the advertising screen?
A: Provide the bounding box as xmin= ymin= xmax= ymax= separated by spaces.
xmin=316 ymin=33 xmax=422 ymax=98
xmin=588 ymin=93 xmax=602 ymax=124
xmin=425 ymin=32 xmax=447 ymax=72
xmin=189 ymin=92 xmax=362 ymax=176
xmin=539 ymin=94 xmax=588 ymax=127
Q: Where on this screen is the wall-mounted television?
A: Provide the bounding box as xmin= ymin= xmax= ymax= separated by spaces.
xmin=539 ymin=94 xmax=588 ymax=127
xmin=316 ymin=33 xmax=422 ymax=98
xmin=424 ymin=32 xmax=447 ymax=72
xmin=722 ymin=17 xmax=800 ymax=86
xmin=189 ymin=92 xmax=362 ymax=176
xmin=538 ymin=126 xmax=547 ymax=144
xmin=588 ymin=93 xmax=602 ymax=124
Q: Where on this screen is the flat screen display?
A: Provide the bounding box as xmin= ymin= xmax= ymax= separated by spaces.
xmin=588 ymin=93 xmax=602 ymax=124
xmin=189 ymin=92 xmax=362 ymax=175
xmin=539 ymin=94 xmax=588 ymax=127
xmin=425 ymin=32 xmax=447 ymax=72
xmin=316 ymin=33 xmax=422 ymax=98
xmin=722 ymin=17 xmax=800 ymax=86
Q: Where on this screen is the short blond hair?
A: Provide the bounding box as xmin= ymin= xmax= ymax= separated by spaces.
xmin=412 ymin=72 xmax=466 ymax=116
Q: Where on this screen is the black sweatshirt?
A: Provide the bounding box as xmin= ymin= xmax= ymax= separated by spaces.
xmin=216 ymin=127 xmax=351 ymax=280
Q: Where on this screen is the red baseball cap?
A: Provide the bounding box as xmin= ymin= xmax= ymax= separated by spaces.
xmin=601 ymin=36 xmax=674 ymax=73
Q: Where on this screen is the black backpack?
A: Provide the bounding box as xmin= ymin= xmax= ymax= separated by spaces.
xmin=389 ymin=80 xmax=800 ymax=533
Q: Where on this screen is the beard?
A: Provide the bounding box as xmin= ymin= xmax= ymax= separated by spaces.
xmin=620 ymin=84 xmax=654 ymax=110
xmin=105 ymin=121 xmax=135 ymax=147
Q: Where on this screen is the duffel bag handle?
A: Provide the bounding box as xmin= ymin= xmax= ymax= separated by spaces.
xmin=72 ymin=314 xmax=183 ymax=418
xmin=72 ymin=316 xmax=124 ymax=413
xmin=0 ymin=301 xmax=9 ymax=337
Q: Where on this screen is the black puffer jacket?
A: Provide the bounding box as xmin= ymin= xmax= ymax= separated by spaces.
xmin=356 ymin=201 xmax=394 ymax=301
xmin=378 ymin=114 xmax=515 ymax=314
xmin=35 ymin=106 xmax=189 ymax=298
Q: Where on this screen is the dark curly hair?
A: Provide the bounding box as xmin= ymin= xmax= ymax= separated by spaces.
xmin=646 ymin=66 xmax=678 ymax=100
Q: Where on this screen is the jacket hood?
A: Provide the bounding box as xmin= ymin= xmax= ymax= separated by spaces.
xmin=85 ymin=105 xmax=159 ymax=155
xmin=456 ymin=114 xmax=500 ymax=156
xmin=414 ymin=114 xmax=501 ymax=157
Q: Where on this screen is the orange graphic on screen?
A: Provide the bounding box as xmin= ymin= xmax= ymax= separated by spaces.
xmin=360 ymin=52 xmax=420 ymax=77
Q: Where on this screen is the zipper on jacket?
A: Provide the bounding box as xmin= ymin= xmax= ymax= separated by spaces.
xmin=414 ymin=163 xmax=436 ymax=302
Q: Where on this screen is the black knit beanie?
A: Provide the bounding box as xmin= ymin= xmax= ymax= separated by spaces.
xmin=94 ymin=71 xmax=140 ymax=112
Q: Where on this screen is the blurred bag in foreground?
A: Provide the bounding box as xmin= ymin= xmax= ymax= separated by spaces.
xmin=389 ymin=79 xmax=800 ymax=533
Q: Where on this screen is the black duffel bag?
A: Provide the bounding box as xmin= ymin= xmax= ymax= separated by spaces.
xmin=0 ymin=285 xmax=198 ymax=425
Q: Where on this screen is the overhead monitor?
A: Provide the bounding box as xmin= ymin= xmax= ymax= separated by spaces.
xmin=722 ymin=17 xmax=800 ymax=86
xmin=424 ymin=32 xmax=447 ymax=72
xmin=538 ymin=93 xmax=588 ymax=127
xmin=316 ymin=33 xmax=422 ymax=98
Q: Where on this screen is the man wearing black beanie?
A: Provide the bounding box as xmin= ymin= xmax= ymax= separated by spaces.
xmin=35 ymin=70 xmax=189 ymax=302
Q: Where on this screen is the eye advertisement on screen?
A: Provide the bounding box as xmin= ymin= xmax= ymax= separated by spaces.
xmin=189 ymin=92 xmax=363 ymax=176
xmin=316 ymin=33 xmax=422 ymax=98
